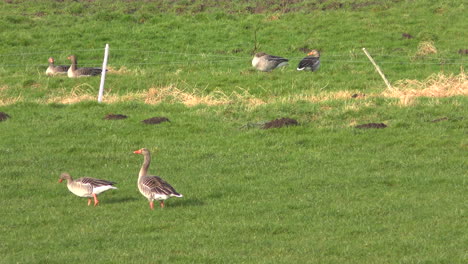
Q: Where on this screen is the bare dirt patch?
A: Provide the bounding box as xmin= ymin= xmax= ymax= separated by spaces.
xmin=104 ymin=114 xmax=128 ymax=120
xmin=355 ymin=123 xmax=387 ymax=129
xmin=0 ymin=112 xmax=10 ymax=121
xmin=262 ymin=117 xmax=299 ymax=129
xmin=142 ymin=117 xmax=170 ymax=125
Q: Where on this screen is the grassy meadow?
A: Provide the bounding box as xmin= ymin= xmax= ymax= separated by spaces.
xmin=0 ymin=0 xmax=467 ymax=263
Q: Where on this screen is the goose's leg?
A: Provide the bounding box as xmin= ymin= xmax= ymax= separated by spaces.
xmin=160 ymin=201 xmax=165 ymax=208
xmin=87 ymin=198 xmax=92 ymax=206
xmin=149 ymin=201 xmax=154 ymax=210
xmin=93 ymin=193 xmax=99 ymax=207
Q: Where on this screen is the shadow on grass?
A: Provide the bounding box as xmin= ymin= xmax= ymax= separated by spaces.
xmin=106 ymin=196 xmax=138 ymax=204
xmin=168 ymin=198 xmax=205 ymax=208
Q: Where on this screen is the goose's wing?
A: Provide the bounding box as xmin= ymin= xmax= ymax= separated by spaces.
xmin=77 ymin=177 xmax=116 ymax=187
xmin=142 ymin=176 xmax=182 ymax=197
xmin=265 ymin=54 xmax=289 ymax=65
xmin=76 ymin=67 xmax=103 ymax=76
xmin=297 ymin=57 xmax=320 ymax=71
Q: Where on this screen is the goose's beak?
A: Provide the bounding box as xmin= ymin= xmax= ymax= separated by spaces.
xmin=133 ymin=149 xmax=142 ymax=154
xmin=58 ymin=179 xmax=63 ymax=183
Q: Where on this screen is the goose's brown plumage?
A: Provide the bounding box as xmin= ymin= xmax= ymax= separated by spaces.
xmin=46 ymin=57 xmax=70 ymax=76
xmin=58 ymin=172 xmax=117 ymax=206
xmin=133 ymin=148 xmax=183 ymax=209
xmin=67 ymin=55 xmax=103 ymax=78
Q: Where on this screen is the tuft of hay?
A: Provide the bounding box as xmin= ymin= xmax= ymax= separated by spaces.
xmin=415 ymin=41 xmax=437 ymax=56
xmin=385 ymin=69 xmax=467 ymax=100
xmin=106 ymin=66 xmax=131 ymax=75
xmin=144 ymin=85 xmax=232 ymax=106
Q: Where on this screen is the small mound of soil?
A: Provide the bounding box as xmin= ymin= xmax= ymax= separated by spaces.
xmin=351 ymin=93 xmax=366 ymax=98
xmin=458 ymin=49 xmax=468 ymax=55
xmin=142 ymin=117 xmax=170 ymax=125
xmin=355 ymin=123 xmax=387 ymax=129
xmin=402 ymin=33 xmax=414 ymax=39
xmin=0 ymin=112 xmax=10 ymax=122
xmin=104 ymin=114 xmax=127 ymax=120
xmin=262 ymin=118 xmax=299 ymax=129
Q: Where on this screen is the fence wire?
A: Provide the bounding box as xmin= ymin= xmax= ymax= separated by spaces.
xmin=0 ymin=47 xmax=466 ymax=69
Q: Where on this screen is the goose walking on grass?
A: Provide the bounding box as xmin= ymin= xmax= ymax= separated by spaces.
xmin=252 ymin=52 xmax=289 ymax=72
xmin=46 ymin=57 xmax=69 ymax=76
xmin=67 ymin=55 xmax=103 ymax=78
xmin=297 ymin=49 xmax=320 ymax=71
xmin=133 ymin=148 xmax=183 ymax=210
xmin=58 ymin=173 xmax=117 ymax=206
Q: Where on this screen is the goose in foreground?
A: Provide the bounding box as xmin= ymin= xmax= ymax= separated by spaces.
xmin=252 ymin=52 xmax=289 ymax=72
xmin=297 ymin=49 xmax=320 ymax=71
xmin=133 ymin=148 xmax=183 ymax=209
xmin=67 ymin=55 xmax=103 ymax=78
xmin=58 ymin=172 xmax=117 ymax=206
xmin=46 ymin=57 xmax=70 ymax=76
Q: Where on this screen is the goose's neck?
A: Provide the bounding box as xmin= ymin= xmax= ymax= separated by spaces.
xmin=70 ymin=58 xmax=77 ymax=71
xmin=138 ymin=153 xmax=151 ymax=179
xmin=64 ymin=176 xmax=74 ymax=186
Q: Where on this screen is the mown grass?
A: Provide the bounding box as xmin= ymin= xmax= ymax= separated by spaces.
xmin=0 ymin=0 xmax=467 ymax=263
xmin=0 ymin=99 xmax=467 ymax=263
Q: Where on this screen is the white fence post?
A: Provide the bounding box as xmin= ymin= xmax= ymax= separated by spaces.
xmin=98 ymin=44 xmax=109 ymax=103
xmin=362 ymin=48 xmax=393 ymax=90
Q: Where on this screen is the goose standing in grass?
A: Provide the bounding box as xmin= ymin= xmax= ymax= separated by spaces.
xmin=46 ymin=57 xmax=69 ymax=76
xmin=133 ymin=148 xmax=183 ymax=210
xmin=58 ymin=172 xmax=117 ymax=206
xmin=67 ymin=55 xmax=103 ymax=78
xmin=297 ymin=49 xmax=320 ymax=71
xmin=252 ymin=52 xmax=289 ymax=72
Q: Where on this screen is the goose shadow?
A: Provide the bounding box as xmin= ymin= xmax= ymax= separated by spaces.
xmin=106 ymin=196 xmax=138 ymax=204
xmin=168 ymin=198 xmax=205 ymax=208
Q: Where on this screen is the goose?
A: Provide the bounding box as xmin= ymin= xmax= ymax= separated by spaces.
xmin=297 ymin=50 xmax=320 ymax=71
xmin=67 ymin=55 xmax=103 ymax=78
xmin=252 ymin=52 xmax=289 ymax=72
xmin=46 ymin=57 xmax=69 ymax=76
xmin=58 ymin=172 xmax=117 ymax=206
xmin=133 ymin=148 xmax=183 ymax=209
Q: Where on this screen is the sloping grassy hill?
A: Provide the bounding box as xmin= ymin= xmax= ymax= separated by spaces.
xmin=0 ymin=0 xmax=466 ymax=103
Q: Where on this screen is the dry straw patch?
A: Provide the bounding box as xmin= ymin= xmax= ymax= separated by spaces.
xmin=106 ymin=66 xmax=133 ymax=75
xmin=144 ymin=85 xmax=230 ymax=106
xmin=46 ymin=84 xmax=95 ymax=104
xmin=280 ymin=91 xmax=360 ymax=103
xmin=143 ymin=85 xmax=266 ymax=107
xmin=415 ymin=41 xmax=437 ymax=56
xmin=383 ymin=69 xmax=467 ymax=105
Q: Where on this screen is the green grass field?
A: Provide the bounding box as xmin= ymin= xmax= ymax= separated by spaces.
xmin=0 ymin=0 xmax=467 ymax=263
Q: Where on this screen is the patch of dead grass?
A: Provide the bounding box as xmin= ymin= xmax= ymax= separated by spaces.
xmin=384 ymin=69 xmax=467 ymax=105
xmin=415 ymin=41 xmax=438 ymax=56
xmin=1 ymin=70 xmax=465 ymax=107
xmin=106 ymin=66 xmax=132 ymax=75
